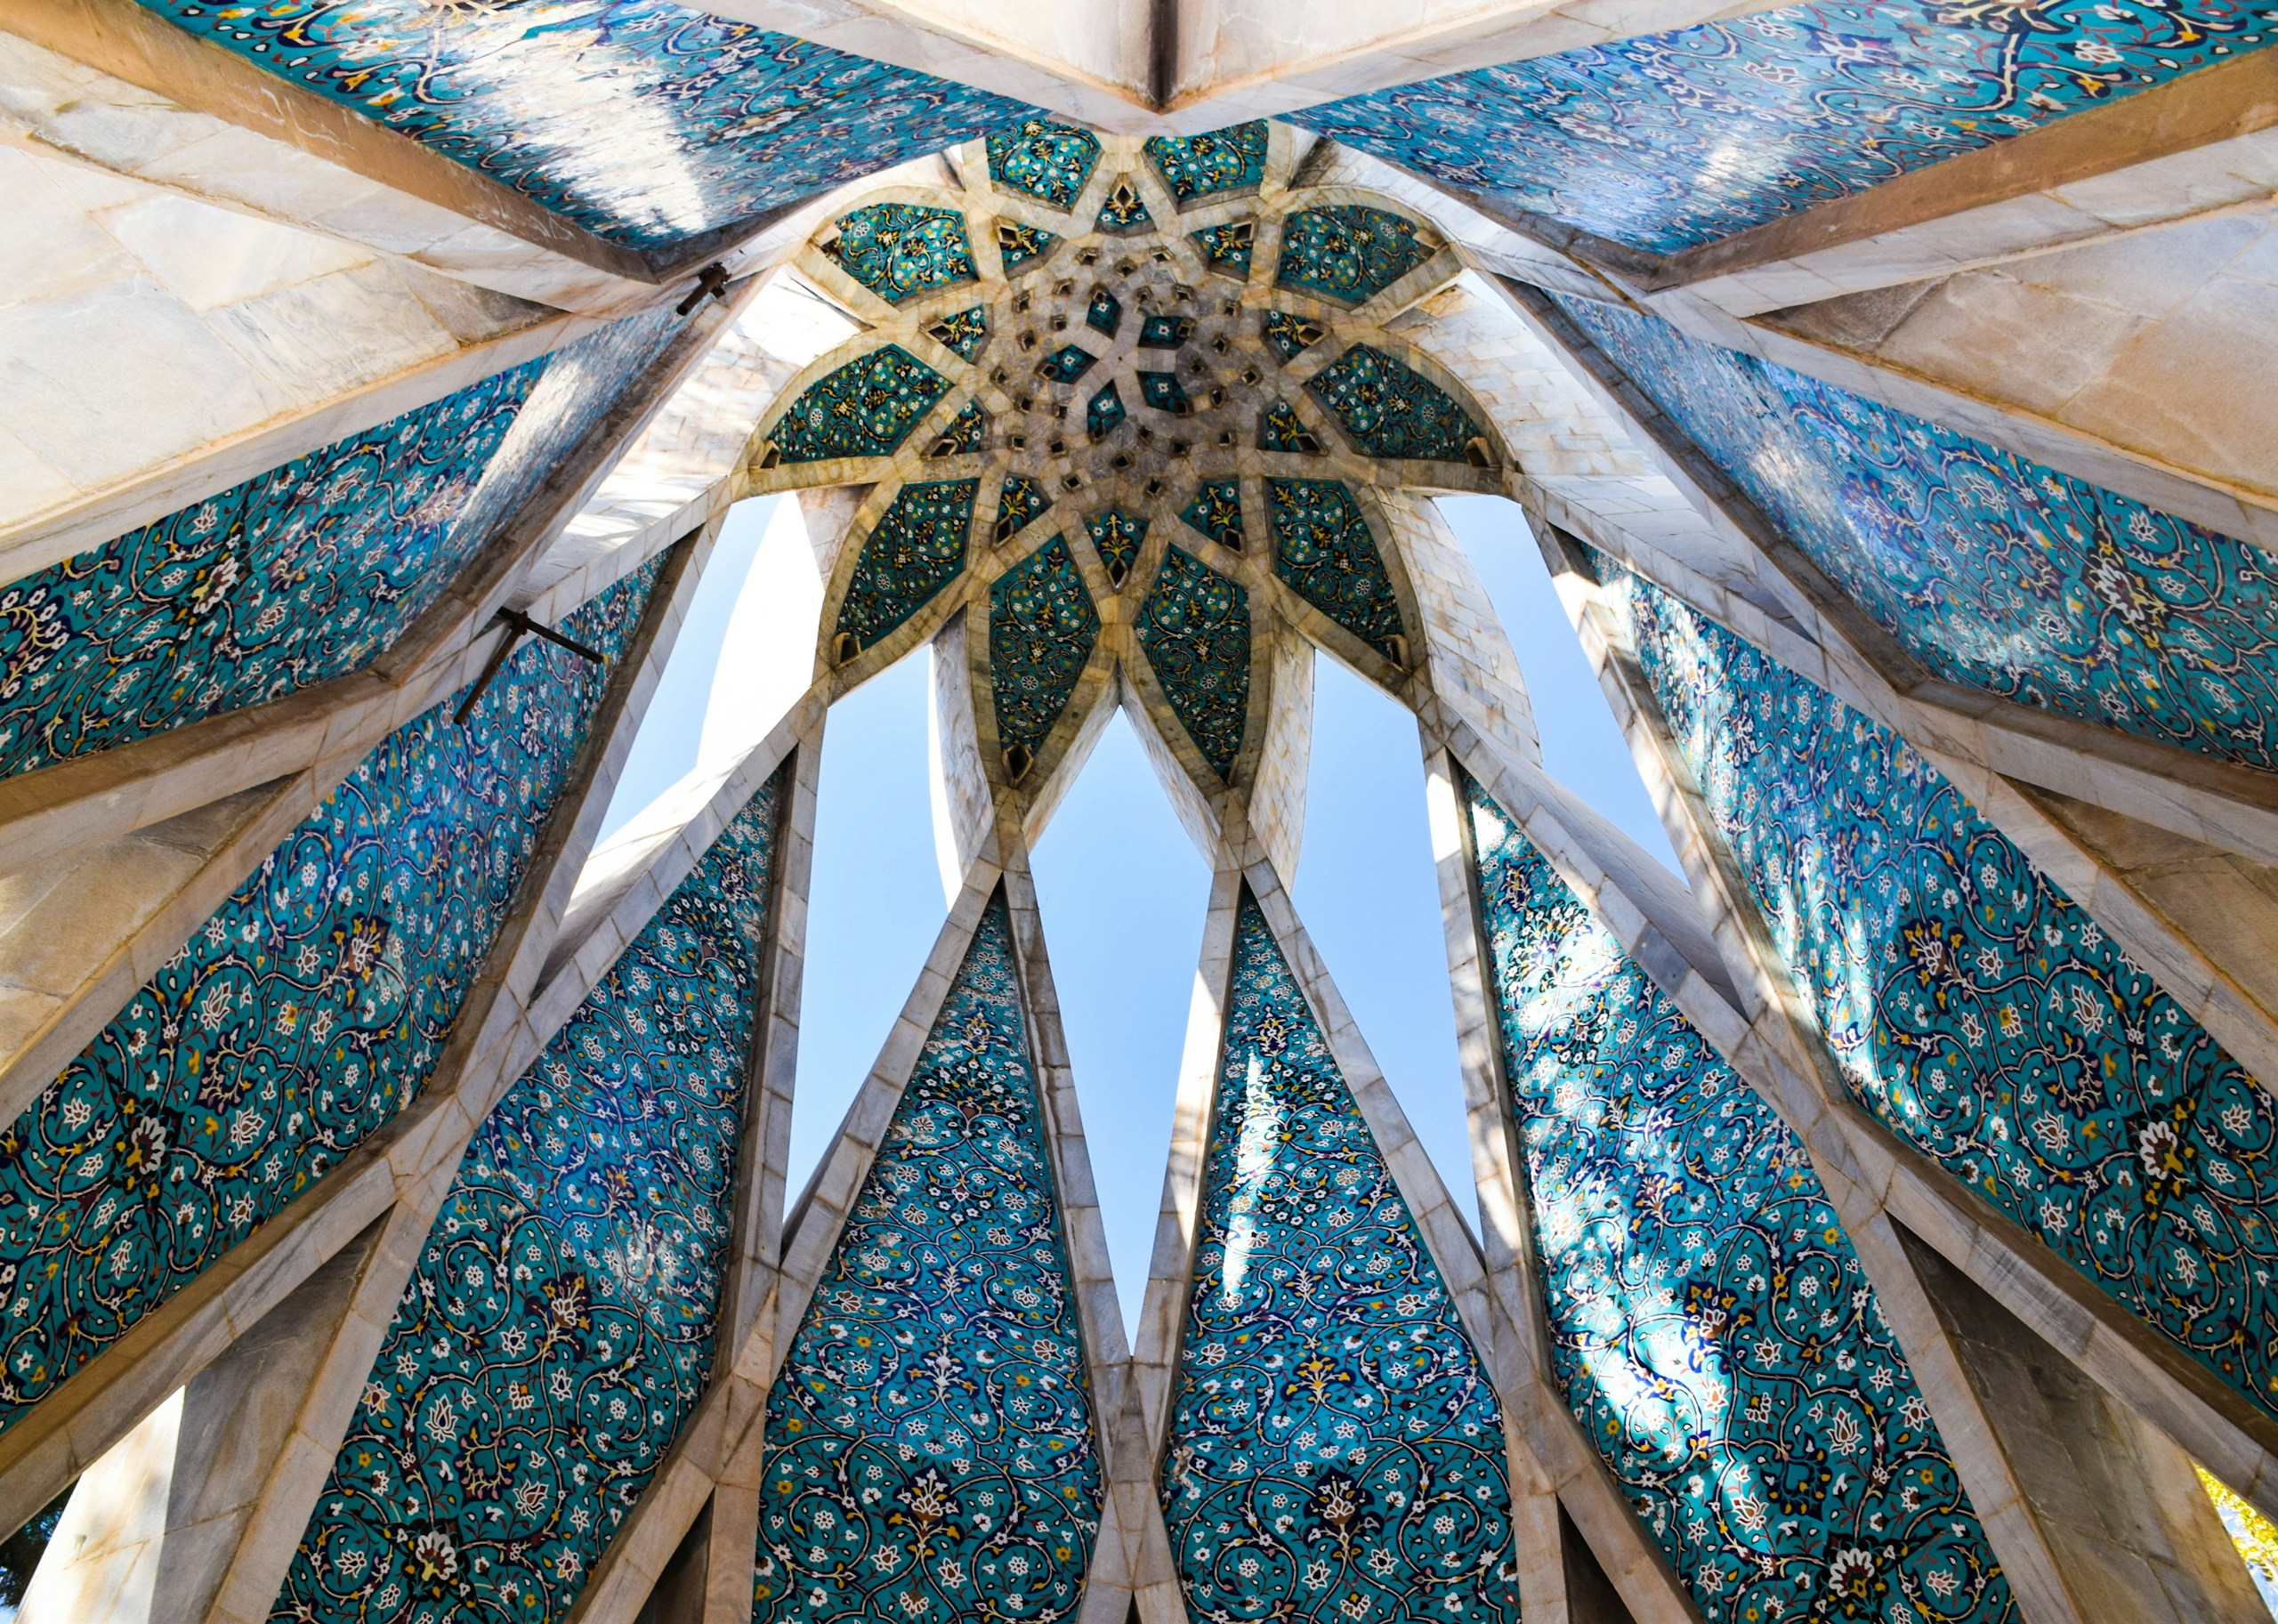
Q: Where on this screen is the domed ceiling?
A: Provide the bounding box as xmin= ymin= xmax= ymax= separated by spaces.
xmin=747 ymin=122 xmax=1504 ymax=813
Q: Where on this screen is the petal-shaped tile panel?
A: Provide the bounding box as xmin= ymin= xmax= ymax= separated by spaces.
xmin=1273 ymin=206 xmax=1434 ymax=306
xmin=1161 ymin=895 xmax=1523 ymax=1624
xmin=1136 ymin=547 xmax=1250 ymax=779
xmin=1305 ymin=346 xmax=1482 ymax=464
xmin=1267 ymin=480 xmax=1405 ymax=664
xmin=835 ymin=481 xmax=980 ymax=653
xmin=987 ymin=119 xmax=1103 ymax=207
xmin=824 ymin=203 xmax=979 ymax=304
xmin=1463 ymin=773 xmax=2015 ymax=1624
xmin=991 ymin=537 xmax=1101 ymax=766
xmin=752 ymin=895 xmax=1102 ymax=1624
xmin=770 ymin=346 xmax=951 ymax=465
xmin=273 ymin=760 xmax=788 ymax=1624
xmin=1143 ymin=124 xmax=1271 ymax=203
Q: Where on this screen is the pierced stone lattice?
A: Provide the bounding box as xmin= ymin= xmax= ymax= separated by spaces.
xmin=1161 ymin=895 xmax=1523 ymax=1624
xmin=752 ymin=896 xmax=1102 ymax=1624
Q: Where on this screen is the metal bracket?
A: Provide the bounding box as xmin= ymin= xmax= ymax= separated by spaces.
xmin=454 ymin=607 xmax=607 ymax=726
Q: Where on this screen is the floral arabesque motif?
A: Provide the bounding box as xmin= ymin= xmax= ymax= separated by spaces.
xmin=0 ymin=563 xmax=661 ymax=1432
xmin=836 ymin=481 xmax=980 ymax=653
xmin=769 ymin=346 xmax=950 ymax=465
xmin=1083 ymin=510 xmax=1148 ymax=586
xmin=1259 ymin=400 xmax=1322 ymax=455
xmin=1143 ymin=124 xmax=1271 ymax=201
xmin=1192 ymin=223 xmax=1256 ymax=278
xmin=1263 ymin=311 xmax=1326 ymax=363
xmin=271 ymin=760 xmax=788 ymax=1624
xmin=1462 ymin=775 xmax=2015 ymax=1624
xmin=928 ymin=308 xmax=990 ymax=360
xmin=132 ymin=0 xmax=1039 ymax=248
xmin=998 ymin=221 xmax=1058 ymax=272
xmin=1306 ymin=346 xmax=1482 ymax=464
xmin=1556 ymin=295 xmax=2278 ymax=774
xmin=1136 ymin=547 xmax=1251 ymax=779
xmin=1602 ymin=557 xmax=2278 ymax=1424
xmin=1294 ymin=0 xmax=2276 ymax=255
xmin=1096 ymin=181 xmax=1154 ymax=233
xmin=825 ymin=203 xmax=978 ymax=304
xmin=0 ymin=307 xmax=683 ymax=783
xmin=986 ymin=119 xmax=1103 ymax=207
xmin=991 ymin=537 xmax=1101 ymax=762
xmin=1162 ymin=895 xmax=1521 ymax=1624
xmin=999 ymin=479 xmax=1053 ymax=541
xmin=929 ymin=400 xmax=988 ymax=458
xmin=752 ymin=896 xmax=1101 ymax=1624
xmin=1273 ymin=206 xmax=1435 ymax=306
xmin=1086 ymin=384 xmax=1127 ymax=440
xmin=1267 ymin=480 xmax=1405 ymax=664
xmin=1183 ymin=481 xmax=1246 ymax=551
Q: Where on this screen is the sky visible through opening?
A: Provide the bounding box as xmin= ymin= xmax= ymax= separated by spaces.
xmin=596 ymin=492 xmax=1677 ymax=1331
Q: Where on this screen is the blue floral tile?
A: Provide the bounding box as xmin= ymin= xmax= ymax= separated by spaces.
xmin=1262 ymin=311 xmax=1326 ymax=363
xmin=1136 ymin=547 xmax=1249 ymax=779
xmin=991 ymin=537 xmax=1101 ymax=761
xmin=131 ymin=0 xmax=1040 ymax=248
xmin=987 ymin=119 xmax=1103 ymax=208
xmin=1161 ymin=895 xmax=1523 ymax=1624
xmin=1085 ymin=383 xmax=1127 ymax=440
xmin=927 ymin=400 xmax=987 ymax=458
xmin=835 ymin=481 xmax=979 ymax=653
xmin=752 ymin=895 xmax=1101 ymax=1624
xmin=1182 ymin=481 xmax=1245 ymax=551
xmin=998 ymin=478 xmax=1054 ymax=542
xmin=1139 ymin=371 xmax=1192 ymax=416
xmin=1602 ymin=556 xmax=2278 ymax=1425
xmin=1463 ymin=774 xmax=2015 ymax=1624
xmin=271 ymin=760 xmax=788 ymax=1624
xmin=926 ymin=307 xmax=990 ymax=361
xmin=0 ymin=308 xmax=683 ymax=782
xmin=1259 ymin=400 xmax=1321 ymax=455
xmin=1555 ymin=294 xmax=2278 ymax=773
xmin=824 ymin=203 xmax=977 ymax=304
xmin=1294 ymin=0 xmax=2277 ymax=254
xmin=1273 ymin=206 xmax=1434 ymax=305
xmin=1095 ymin=179 xmax=1154 ymax=234
xmin=1143 ymin=124 xmax=1270 ymax=202
xmin=1267 ymin=480 xmax=1404 ymax=663
xmin=1191 ymin=222 xmax=1256 ymax=279
xmin=1038 ymin=345 xmax=1099 ymax=385
xmin=1086 ymin=287 xmax=1124 ymax=338
xmin=0 ymin=564 xmax=661 ymax=1433
xmin=1140 ymin=313 xmax=1194 ymax=349
xmin=1082 ymin=509 xmax=1147 ymax=586
xmin=1305 ymin=346 xmax=1482 ymax=463
xmin=769 ymin=346 xmax=949 ymax=464
xmin=997 ymin=221 xmax=1059 ymax=273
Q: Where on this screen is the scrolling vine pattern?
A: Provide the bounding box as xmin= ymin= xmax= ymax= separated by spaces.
xmin=752 ymin=896 xmax=1101 ymax=1624
xmin=0 ymin=564 xmax=660 ymax=1432
xmin=1557 ymin=295 xmax=2278 ymax=774
xmin=271 ymin=759 xmax=787 ymax=1624
xmin=1135 ymin=547 xmax=1251 ymax=778
xmin=986 ymin=119 xmax=1103 ymax=208
xmin=835 ymin=481 xmax=979 ymax=654
xmin=1161 ymin=896 xmax=1522 ymax=1624
xmin=1603 ymin=557 xmax=2278 ymax=1424
xmin=1274 ymin=206 xmax=1436 ymax=306
xmin=769 ymin=346 xmax=950 ymax=465
xmin=1306 ymin=346 xmax=1482 ymax=464
xmin=1463 ymin=776 xmax=2015 ymax=1624
xmin=1268 ymin=480 xmax=1406 ymax=664
xmin=824 ymin=203 xmax=978 ymax=304
xmin=990 ymin=537 xmax=1101 ymax=759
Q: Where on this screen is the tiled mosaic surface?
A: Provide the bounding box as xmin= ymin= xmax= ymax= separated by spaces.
xmin=929 ymin=308 xmax=990 ymax=362
xmin=1294 ymin=0 xmax=2278 ymax=254
xmin=1083 ymin=509 xmax=1147 ymax=584
xmin=835 ymin=481 xmax=979 ymax=652
xmin=131 ymin=0 xmax=1038 ymax=247
xmin=1273 ymin=206 xmax=1434 ymax=306
xmin=1262 ymin=311 xmax=1325 ymax=363
xmin=1136 ymin=548 xmax=1251 ymax=779
xmin=752 ymin=897 xmax=1101 ymax=1624
xmin=825 ymin=203 xmax=977 ymax=304
xmin=930 ymin=400 xmax=987 ymax=458
xmin=999 ymin=478 xmax=1053 ymax=540
xmin=1558 ymin=295 xmax=2278 ymax=773
xmin=1259 ymin=400 xmax=1320 ymax=454
xmin=1306 ymin=346 xmax=1482 ymax=464
xmin=1603 ymin=558 xmax=2278 ymax=1424
xmin=1161 ymin=896 xmax=1522 ymax=1624
xmin=0 ymin=565 xmax=659 ymax=1431
xmin=1267 ymin=480 xmax=1405 ymax=663
xmin=1086 ymin=287 xmax=1124 ymax=339
xmin=1097 ymin=182 xmax=1154 ymax=233
xmin=998 ymin=221 xmax=1057 ymax=272
xmin=986 ymin=119 xmax=1102 ymax=209
xmin=990 ymin=537 xmax=1100 ymax=759
xmin=1183 ymin=481 xmax=1245 ymax=551
xmin=770 ymin=346 xmax=949 ymax=464
xmin=1192 ymin=224 xmax=1256 ymax=278
xmin=1143 ymin=124 xmax=1271 ymax=202
xmin=0 ymin=309 xmax=681 ymax=782
xmin=1086 ymin=384 xmax=1127 ymax=440
xmin=1140 ymin=371 xmax=1193 ymax=416
xmin=1463 ymin=776 xmax=2015 ymax=1624
xmin=1040 ymin=345 xmax=1099 ymax=385
xmin=271 ymin=760 xmax=787 ymax=1624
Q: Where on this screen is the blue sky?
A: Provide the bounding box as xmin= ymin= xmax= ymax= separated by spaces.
xmin=599 ymin=492 xmax=1677 ymax=1334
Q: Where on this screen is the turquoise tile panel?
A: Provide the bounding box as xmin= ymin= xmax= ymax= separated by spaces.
xmin=1273 ymin=206 xmax=1434 ymax=305
xmin=130 ymin=0 xmax=1040 ymax=248
xmin=1082 ymin=509 xmax=1147 ymax=584
xmin=771 ymin=345 xmax=949 ymax=464
xmin=1305 ymin=346 xmax=1481 ymax=463
xmin=1463 ymin=774 xmax=2015 ymax=1624
xmin=998 ymin=477 xmax=1054 ymax=539
xmin=1142 ymin=124 xmax=1270 ymax=202
xmin=998 ymin=221 xmax=1059 ymax=272
xmin=1258 ymin=400 xmax=1320 ymax=454
xmin=1266 ymin=480 xmax=1404 ymax=663
xmin=0 ymin=563 xmax=661 ymax=1432
xmin=835 ymin=481 xmax=979 ymax=651
xmin=0 ymin=308 xmax=683 ymax=782
xmin=1602 ymin=556 xmax=2278 ymax=1424
xmin=1161 ymin=895 xmax=1523 ymax=1624
xmin=1182 ymin=481 xmax=1245 ymax=551
xmin=1139 ymin=371 xmax=1192 ymax=416
xmin=1293 ymin=0 xmax=2277 ymax=254
xmin=1190 ymin=223 xmax=1256 ymax=278
xmin=271 ymin=760 xmax=788 ymax=1624
xmin=987 ymin=119 xmax=1103 ymax=208
xmin=1086 ymin=287 xmax=1124 ymax=338
xmin=751 ymin=895 xmax=1102 ymax=1624
xmin=1039 ymin=345 xmax=1099 ymax=384
xmin=926 ymin=307 xmax=990 ymax=360
xmin=1136 ymin=547 xmax=1248 ymax=778
xmin=825 ymin=203 xmax=977 ymax=304
xmin=1086 ymin=383 xmax=1127 ymax=440
xmin=1556 ymin=294 xmax=2278 ymax=773
xmin=1261 ymin=311 xmax=1325 ymax=363
xmin=928 ymin=400 xmax=986 ymax=457
xmin=1096 ymin=181 xmax=1154 ymax=233
xmin=991 ymin=537 xmax=1101 ymax=756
